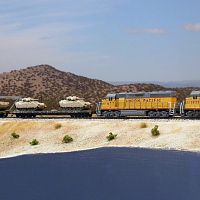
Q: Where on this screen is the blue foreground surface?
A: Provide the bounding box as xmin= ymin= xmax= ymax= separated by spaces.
xmin=0 ymin=147 xmax=200 ymax=200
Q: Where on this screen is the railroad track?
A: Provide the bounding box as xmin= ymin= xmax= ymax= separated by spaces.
xmin=1 ymin=115 xmax=200 ymax=121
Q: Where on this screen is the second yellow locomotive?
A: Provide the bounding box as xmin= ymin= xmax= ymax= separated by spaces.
xmin=97 ymin=91 xmax=177 ymax=118
xmin=181 ymin=91 xmax=200 ymax=118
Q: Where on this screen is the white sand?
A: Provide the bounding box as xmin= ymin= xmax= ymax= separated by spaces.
xmin=0 ymin=119 xmax=200 ymax=158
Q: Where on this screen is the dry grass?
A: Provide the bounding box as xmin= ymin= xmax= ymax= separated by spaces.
xmin=54 ymin=123 xmax=62 ymax=130
xmin=140 ymin=122 xmax=148 ymax=128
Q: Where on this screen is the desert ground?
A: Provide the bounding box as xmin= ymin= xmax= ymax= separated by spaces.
xmin=0 ymin=118 xmax=200 ymax=158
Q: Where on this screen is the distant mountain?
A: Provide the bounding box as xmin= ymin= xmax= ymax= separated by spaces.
xmin=0 ymin=65 xmax=199 ymax=108
xmin=158 ymin=81 xmax=200 ymax=88
xmin=111 ymin=80 xmax=200 ymax=88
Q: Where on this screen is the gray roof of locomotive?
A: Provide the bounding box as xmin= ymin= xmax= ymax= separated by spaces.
xmin=190 ymin=91 xmax=200 ymax=97
xmin=106 ymin=91 xmax=176 ymax=98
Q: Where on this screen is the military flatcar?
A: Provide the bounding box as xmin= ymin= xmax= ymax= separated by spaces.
xmin=96 ymin=91 xmax=177 ymax=118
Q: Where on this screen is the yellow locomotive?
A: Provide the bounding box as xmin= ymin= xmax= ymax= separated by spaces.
xmin=97 ymin=91 xmax=177 ymax=118
xmin=181 ymin=91 xmax=200 ymax=118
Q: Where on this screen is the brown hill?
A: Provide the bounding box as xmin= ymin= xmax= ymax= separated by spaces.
xmin=0 ymin=65 xmax=113 ymax=107
xmin=0 ymin=64 xmax=199 ymax=108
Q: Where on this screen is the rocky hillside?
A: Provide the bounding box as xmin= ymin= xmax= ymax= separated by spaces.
xmin=0 ymin=65 xmax=113 ymax=107
xmin=0 ymin=65 xmax=199 ymax=108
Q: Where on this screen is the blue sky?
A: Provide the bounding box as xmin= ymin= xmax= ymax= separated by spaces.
xmin=0 ymin=0 xmax=200 ymax=82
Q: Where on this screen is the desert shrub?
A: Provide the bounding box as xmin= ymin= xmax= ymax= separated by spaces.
xmin=140 ymin=122 xmax=147 ymax=128
xmin=62 ymin=135 xmax=73 ymax=143
xmin=54 ymin=123 xmax=62 ymax=129
xmin=11 ymin=132 xmax=20 ymax=139
xmin=151 ymin=125 xmax=160 ymax=136
xmin=30 ymin=139 xmax=39 ymax=146
xmin=107 ymin=132 xmax=117 ymax=141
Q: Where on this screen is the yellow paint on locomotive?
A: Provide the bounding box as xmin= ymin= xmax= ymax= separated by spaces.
xmin=185 ymin=96 xmax=200 ymax=110
xmin=101 ymin=97 xmax=177 ymax=111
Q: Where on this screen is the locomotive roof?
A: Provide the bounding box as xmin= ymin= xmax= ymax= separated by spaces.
xmin=106 ymin=91 xmax=176 ymax=98
xmin=190 ymin=91 xmax=200 ymax=97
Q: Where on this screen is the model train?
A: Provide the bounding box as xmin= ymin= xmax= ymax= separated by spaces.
xmin=0 ymin=90 xmax=200 ymax=119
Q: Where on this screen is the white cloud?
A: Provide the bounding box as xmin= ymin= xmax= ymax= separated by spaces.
xmin=128 ymin=28 xmax=167 ymax=35
xmin=184 ymin=23 xmax=200 ymax=32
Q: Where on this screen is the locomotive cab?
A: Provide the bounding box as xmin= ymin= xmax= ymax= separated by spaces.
xmin=182 ymin=91 xmax=200 ymax=118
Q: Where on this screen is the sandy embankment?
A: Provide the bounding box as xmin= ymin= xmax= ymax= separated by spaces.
xmin=0 ymin=119 xmax=200 ymax=158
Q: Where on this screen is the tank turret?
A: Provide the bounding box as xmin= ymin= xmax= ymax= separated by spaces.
xmin=59 ymin=96 xmax=91 ymax=110
xmin=0 ymin=101 xmax=10 ymax=111
xmin=15 ymin=98 xmax=46 ymax=110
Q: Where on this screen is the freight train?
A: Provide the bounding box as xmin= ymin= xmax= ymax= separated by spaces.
xmin=0 ymin=91 xmax=200 ymax=119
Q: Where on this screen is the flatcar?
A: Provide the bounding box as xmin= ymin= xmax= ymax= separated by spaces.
xmin=96 ymin=91 xmax=177 ymax=118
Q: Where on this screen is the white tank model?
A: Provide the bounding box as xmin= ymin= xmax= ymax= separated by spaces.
xmin=15 ymin=98 xmax=46 ymax=110
xmin=0 ymin=101 xmax=10 ymax=111
xmin=59 ymin=96 xmax=91 ymax=110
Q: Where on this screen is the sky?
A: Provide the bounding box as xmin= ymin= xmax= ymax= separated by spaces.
xmin=0 ymin=0 xmax=200 ymax=82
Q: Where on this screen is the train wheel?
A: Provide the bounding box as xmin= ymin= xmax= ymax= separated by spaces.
xmin=103 ymin=111 xmax=112 ymax=118
xmin=194 ymin=111 xmax=200 ymax=118
xmin=186 ymin=111 xmax=195 ymax=118
xmin=148 ymin=111 xmax=156 ymax=118
xmin=155 ymin=112 xmax=161 ymax=118
xmin=0 ymin=113 xmax=8 ymax=118
xmin=16 ymin=114 xmax=21 ymax=118
xmin=70 ymin=114 xmax=77 ymax=118
xmin=108 ymin=111 xmax=114 ymax=118
xmin=113 ymin=111 xmax=120 ymax=118
xmin=160 ymin=111 xmax=169 ymax=118
xmin=0 ymin=113 xmax=5 ymax=118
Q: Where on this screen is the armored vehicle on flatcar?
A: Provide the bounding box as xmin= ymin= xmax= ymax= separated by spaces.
xmin=97 ymin=91 xmax=177 ymax=118
xmin=15 ymin=98 xmax=46 ymax=111
xmin=59 ymin=96 xmax=91 ymax=110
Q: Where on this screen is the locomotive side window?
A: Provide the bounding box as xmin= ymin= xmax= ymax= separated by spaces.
xmin=193 ymin=96 xmax=198 ymax=100
xmin=108 ymin=97 xmax=113 ymax=101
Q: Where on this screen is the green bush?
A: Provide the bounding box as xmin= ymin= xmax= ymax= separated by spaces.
xmin=140 ymin=122 xmax=147 ymax=128
xmin=30 ymin=139 xmax=39 ymax=146
xmin=62 ymin=135 xmax=73 ymax=143
xmin=11 ymin=132 xmax=20 ymax=139
xmin=107 ymin=132 xmax=117 ymax=141
xmin=151 ymin=125 xmax=160 ymax=136
xmin=54 ymin=123 xmax=62 ymax=130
